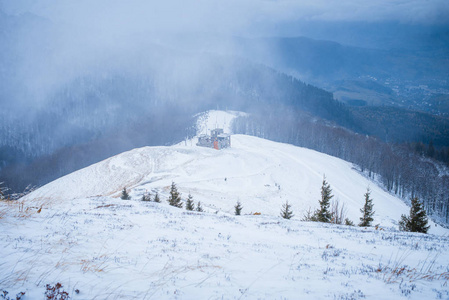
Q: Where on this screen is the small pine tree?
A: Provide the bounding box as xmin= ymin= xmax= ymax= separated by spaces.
xmin=316 ymin=175 xmax=333 ymax=222
xmin=280 ymin=201 xmax=294 ymax=219
xmin=359 ymin=187 xmax=375 ymax=227
xmin=121 ymin=187 xmax=130 ymax=200
xmin=196 ymin=201 xmax=204 ymax=212
xmin=186 ymin=193 xmax=195 ymax=211
xmin=345 ymin=218 xmax=355 ymax=226
xmin=234 ymin=201 xmax=243 ymax=215
xmin=153 ymin=192 xmax=161 ymax=203
xmin=168 ymin=182 xmax=183 ymax=208
xmin=399 ymin=197 xmax=430 ymax=233
xmin=0 ymin=182 xmax=5 ymax=200
xmin=141 ymin=192 xmax=151 ymax=201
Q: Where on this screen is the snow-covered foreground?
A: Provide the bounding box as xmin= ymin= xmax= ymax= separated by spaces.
xmin=1 ymin=110 xmax=449 ymax=299
xmin=1 ymin=198 xmax=449 ymax=299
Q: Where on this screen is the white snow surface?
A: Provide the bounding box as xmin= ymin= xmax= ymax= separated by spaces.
xmin=195 ymin=110 xmax=245 ymax=136
xmin=1 ymin=110 xmax=449 ymax=299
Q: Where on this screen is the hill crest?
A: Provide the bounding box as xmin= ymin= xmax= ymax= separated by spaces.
xmin=22 ymin=111 xmax=445 ymax=234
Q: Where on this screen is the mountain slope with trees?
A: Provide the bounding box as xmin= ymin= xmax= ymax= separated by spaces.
xmin=233 ymin=107 xmax=449 ymax=224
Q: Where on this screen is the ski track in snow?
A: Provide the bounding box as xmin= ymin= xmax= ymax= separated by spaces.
xmin=1 ymin=110 xmax=449 ymax=299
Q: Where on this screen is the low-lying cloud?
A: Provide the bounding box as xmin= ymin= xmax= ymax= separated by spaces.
xmin=1 ymin=0 xmax=447 ymax=111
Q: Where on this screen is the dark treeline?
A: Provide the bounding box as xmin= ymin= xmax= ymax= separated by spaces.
xmin=409 ymin=141 xmax=449 ymax=167
xmin=232 ymin=106 xmax=449 ymax=225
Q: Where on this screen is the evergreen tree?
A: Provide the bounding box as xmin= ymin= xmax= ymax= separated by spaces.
xmin=186 ymin=193 xmax=195 ymax=211
xmin=167 ymin=182 xmax=183 ymax=208
xmin=399 ymin=197 xmax=430 ymax=233
xmin=142 ymin=192 xmax=151 ymax=202
xmin=196 ymin=201 xmax=204 ymax=212
xmin=316 ymin=175 xmax=333 ymax=222
xmin=153 ymin=192 xmax=161 ymax=203
xmin=345 ymin=218 xmax=355 ymax=226
xmin=234 ymin=201 xmax=243 ymax=215
xmin=120 ymin=187 xmax=130 ymax=200
xmin=0 ymin=182 xmax=5 ymax=199
xmin=359 ymin=187 xmax=375 ymax=227
xmin=280 ymin=201 xmax=294 ymax=219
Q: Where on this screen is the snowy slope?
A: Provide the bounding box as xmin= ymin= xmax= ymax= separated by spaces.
xmin=2 ymin=197 xmax=449 ymax=300
xmin=2 ymin=110 xmax=449 ymax=299
xmin=194 ymin=110 xmax=245 ymax=136
xmin=21 ymin=111 xmax=443 ymax=233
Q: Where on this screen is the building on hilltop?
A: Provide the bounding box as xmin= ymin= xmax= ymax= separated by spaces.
xmin=197 ymin=128 xmax=231 ymax=150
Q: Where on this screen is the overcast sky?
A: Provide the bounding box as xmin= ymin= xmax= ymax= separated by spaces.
xmin=1 ymin=0 xmax=448 ymax=37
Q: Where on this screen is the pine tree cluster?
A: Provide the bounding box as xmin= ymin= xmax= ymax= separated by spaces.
xmin=302 ymin=177 xmax=375 ymax=228
xmin=139 ymin=191 xmax=162 ymax=203
xmin=121 ymin=179 xmax=431 ymax=235
xmin=141 ymin=192 xmax=151 ymax=202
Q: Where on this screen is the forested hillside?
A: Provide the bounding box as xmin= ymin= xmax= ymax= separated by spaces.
xmin=233 ymin=107 xmax=449 ymax=224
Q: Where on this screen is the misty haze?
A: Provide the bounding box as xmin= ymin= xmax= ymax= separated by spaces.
xmin=1 ymin=1 xmax=449 ymax=299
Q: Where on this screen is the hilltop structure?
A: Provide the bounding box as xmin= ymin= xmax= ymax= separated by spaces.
xmin=197 ymin=128 xmax=231 ymax=150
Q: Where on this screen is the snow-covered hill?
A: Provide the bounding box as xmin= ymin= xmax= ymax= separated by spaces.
xmin=19 ymin=111 xmax=443 ymax=233
xmin=1 ymin=110 xmax=448 ymax=299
